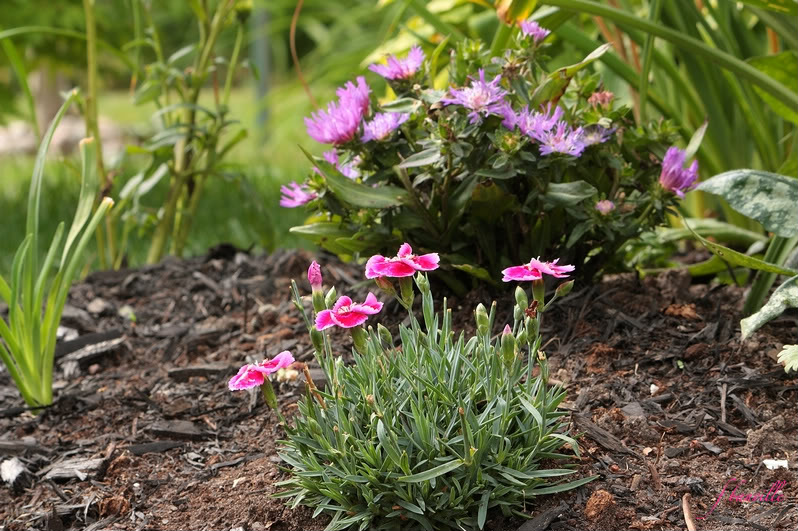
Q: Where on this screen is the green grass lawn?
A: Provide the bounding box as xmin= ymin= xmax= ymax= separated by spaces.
xmin=0 ymin=80 xmax=338 ymax=275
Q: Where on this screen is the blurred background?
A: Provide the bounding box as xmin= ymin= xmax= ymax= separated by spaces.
xmin=1 ymin=0 xmax=794 ymax=275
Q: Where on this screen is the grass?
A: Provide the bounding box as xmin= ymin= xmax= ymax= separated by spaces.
xmin=0 ymin=79 xmax=339 ymax=276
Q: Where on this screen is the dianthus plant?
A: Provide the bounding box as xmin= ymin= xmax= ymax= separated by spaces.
xmin=230 ymin=251 xmax=596 ymax=530
xmin=288 ymin=28 xmax=701 ymax=284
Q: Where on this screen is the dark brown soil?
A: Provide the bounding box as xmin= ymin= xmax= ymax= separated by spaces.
xmin=1 ymin=249 xmax=796 ymax=531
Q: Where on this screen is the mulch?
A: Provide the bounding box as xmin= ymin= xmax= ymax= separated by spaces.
xmin=1 ymin=248 xmax=796 ymax=531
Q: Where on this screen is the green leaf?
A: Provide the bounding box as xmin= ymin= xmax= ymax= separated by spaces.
xmin=736 ymin=0 xmax=797 ymax=16
xmin=776 ymin=344 xmax=798 ymax=372
xmin=530 ymin=43 xmax=611 ymax=107
xmin=398 ymin=148 xmax=442 ymax=169
xmin=399 ymin=459 xmax=463 ymax=483
xmin=747 ymin=51 xmax=798 ymax=124
xmin=527 ymin=475 xmax=598 ymax=495
xmin=656 ymin=218 xmax=766 ymax=247
xmin=289 ymin=222 xmax=357 ymax=256
xmin=478 ymin=491 xmax=490 ymax=530
xmin=696 ymin=170 xmax=798 ymax=238
xmin=543 ymin=181 xmax=598 ymax=207
xmin=380 ymin=98 xmax=421 ymax=114
xmin=301 ymin=147 xmax=407 ymax=208
xmin=741 ymin=275 xmax=798 ymax=339
xmin=62 ymin=139 xmax=99 ymax=267
xmin=451 ymin=263 xmax=497 ymax=284
xmin=683 ymin=119 xmax=708 ymax=161
xmin=682 ymin=219 xmax=797 ymax=276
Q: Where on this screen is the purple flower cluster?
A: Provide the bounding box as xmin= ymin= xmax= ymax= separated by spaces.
xmin=504 ymin=103 xmax=592 ymax=157
xmin=581 ymin=125 xmax=614 ymax=147
xmin=362 ymin=112 xmax=410 ymax=143
xmin=534 ymin=122 xmax=586 ymax=157
xmin=442 ymin=69 xmax=508 ymax=124
xmin=305 ymin=76 xmax=371 ymax=146
xmin=515 ymin=104 xmax=564 ymax=138
xmin=659 ymin=147 xmax=698 ymax=198
xmin=368 ymin=46 xmax=425 ymax=80
xmin=519 ymin=19 xmax=551 ymax=44
xmin=280 ymin=182 xmax=317 ymax=208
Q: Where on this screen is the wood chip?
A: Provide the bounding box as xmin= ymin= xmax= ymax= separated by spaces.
xmin=517 ymin=502 xmax=568 ymax=531
xmin=125 ymin=441 xmax=184 ymax=456
xmin=167 ymin=364 xmax=232 ymax=381
xmin=42 ymin=457 xmax=109 ymax=482
xmin=148 ymin=420 xmax=210 ymax=441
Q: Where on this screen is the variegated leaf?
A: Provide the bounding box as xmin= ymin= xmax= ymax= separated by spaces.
xmin=696 ymin=170 xmax=798 ymax=237
xmin=741 ymin=275 xmax=798 ymax=339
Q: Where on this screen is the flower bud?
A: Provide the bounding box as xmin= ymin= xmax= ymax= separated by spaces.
xmin=475 ymin=303 xmax=490 ymax=336
xmin=399 ymin=276 xmax=415 ymax=306
xmin=525 ymin=315 xmax=539 ymax=339
xmin=235 ymin=0 xmax=252 ymax=23
xmin=308 ymin=261 xmax=322 ymax=291
xmin=501 ymin=325 xmax=516 ymax=366
xmin=515 ymin=286 xmax=528 ymax=311
xmin=415 ymin=272 xmax=430 ymax=294
xmin=324 ymin=286 xmax=337 ymax=308
xmin=310 ymin=326 xmax=324 ymax=353
xmin=516 ymin=329 xmax=527 ymax=345
xmin=555 ymin=279 xmax=574 ymax=298
xmin=377 ymin=323 xmax=392 ymax=347
xmin=374 ymin=276 xmax=396 ymax=296
xmin=351 ymin=326 xmax=368 ymax=355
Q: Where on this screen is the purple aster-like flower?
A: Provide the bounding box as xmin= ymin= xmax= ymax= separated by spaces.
xmin=581 ymin=125 xmax=614 ymax=146
xmin=659 ymin=147 xmax=698 ymax=198
xmin=516 ymin=104 xmax=564 ymax=139
xmin=368 ymin=45 xmax=425 ymax=80
xmin=280 ymin=182 xmax=317 ymax=208
xmin=519 ymin=19 xmax=551 ymax=44
xmin=322 ymin=150 xmax=361 ymax=179
xmin=442 ymin=69 xmax=508 ymax=124
xmin=336 ymin=76 xmax=371 ymax=116
xmin=496 ymin=100 xmax=518 ymax=131
xmin=361 ymin=112 xmax=409 ymax=142
xmin=532 ymin=121 xmax=586 ymax=157
xmin=305 ymin=77 xmax=371 ymax=145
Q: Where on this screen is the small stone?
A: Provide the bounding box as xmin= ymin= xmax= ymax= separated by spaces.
xmin=118 ymin=305 xmax=136 ymax=321
xmin=88 ymin=364 xmax=101 ymax=375
xmin=621 ymin=402 xmax=645 ymax=418
xmin=87 ymin=297 xmax=110 ymax=315
xmin=584 ymin=489 xmax=614 ymax=520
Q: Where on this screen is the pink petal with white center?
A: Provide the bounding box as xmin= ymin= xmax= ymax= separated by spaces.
xmin=315 ymin=310 xmax=336 ymax=330
xmin=398 ymin=243 xmax=413 ymax=257
xmin=228 ymin=364 xmax=265 ymax=390
xmin=365 ymin=255 xmax=389 ymax=279
xmin=256 ymin=351 xmax=295 ymax=375
xmin=352 ymin=292 xmax=383 ymax=314
xmin=330 ymin=310 xmax=369 ymax=328
xmin=410 ymin=252 xmax=439 ymax=271
xmin=501 ymin=265 xmax=542 ymax=282
xmin=332 ymin=296 xmax=354 ymax=313
xmin=370 ymin=259 xmax=417 ymax=278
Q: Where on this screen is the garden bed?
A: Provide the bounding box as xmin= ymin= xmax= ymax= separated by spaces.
xmin=1 ymin=248 xmax=796 ymax=531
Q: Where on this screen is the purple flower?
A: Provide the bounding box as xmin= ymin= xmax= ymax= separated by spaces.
xmin=305 ymin=76 xmax=371 ymax=145
xmin=280 ymin=182 xmax=317 ymax=208
xmin=532 ymin=121 xmax=586 ymax=157
xmin=368 ymin=45 xmax=425 ymax=80
xmin=659 ymin=147 xmax=698 ymax=198
xmin=322 ymin=150 xmax=360 ymax=179
xmin=595 ymin=200 xmax=615 ymax=215
xmin=519 ymin=19 xmax=551 ymax=44
xmin=442 ymin=69 xmax=508 ymax=124
xmin=581 ymin=125 xmax=614 ymax=146
xmin=336 ymin=76 xmax=371 ymax=115
xmin=496 ymin=100 xmax=518 ymax=130
xmin=516 ymin=104 xmax=564 ymax=138
xmin=362 ymin=112 xmax=409 ymax=142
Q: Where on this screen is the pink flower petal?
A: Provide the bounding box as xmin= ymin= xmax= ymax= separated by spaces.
xmin=501 ymin=265 xmax=542 ymax=282
xmin=365 ymin=255 xmax=389 ymax=279
xmin=398 ymin=243 xmax=413 ymax=257
xmin=316 ymin=310 xmax=336 ymax=330
xmin=352 ymin=292 xmax=383 ymax=314
xmin=330 ymin=310 xmax=369 ymax=328
xmin=228 ymin=364 xmax=265 ymax=390
xmin=372 ymin=260 xmax=417 ymax=277
xmin=410 ymin=252 xmax=439 ymax=271
xmin=256 ymin=351 xmax=296 ymax=374
xmin=332 ymin=296 xmax=354 ymax=312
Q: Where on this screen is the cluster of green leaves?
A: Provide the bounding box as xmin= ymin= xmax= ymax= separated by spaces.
xmin=277 ymin=273 xmax=593 ymax=530
xmin=0 ymin=92 xmax=113 ymax=408
xmin=293 ymin=37 xmax=684 ymax=286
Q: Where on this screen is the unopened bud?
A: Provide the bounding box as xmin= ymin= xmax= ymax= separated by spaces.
xmin=516 ymin=329 xmax=527 ymax=345
xmin=374 ymin=276 xmax=396 ymax=296
xmin=324 ymin=286 xmax=337 ymax=308
xmin=351 ymin=326 xmax=368 ymax=355
xmin=308 ymin=261 xmax=322 ymax=291
xmin=515 ymin=286 xmax=528 ymax=311
xmin=532 ymin=278 xmax=545 ymax=305
xmin=475 ymin=303 xmax=490 ymax=335
xmin=501 ymin=325 xmax=516 ymax=365
xmin=415 ymin=272 xmax=430 ymax=294
xmin=377 ymin=324 xmax=392 ymax=346
xmin=399 ymin=276 xmax=415 ymax=306
xmin=310 ymin=326 xmax=324 ymax=353
xmin=235 ymin=0 xmax=252 ymax=23
xmin=555 ymin=279 xmax=574 ymax=298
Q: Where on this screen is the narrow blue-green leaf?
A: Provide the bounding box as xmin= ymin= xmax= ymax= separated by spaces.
xmin=683 ymin=220 xmax=797 ymax=276
xmin=696 ymin=170 xmax=798 ymax=238
xmin=637 ymin=0 xmax=662 ymax=122
xmin=735 ymin=0 xmax=797 ymax=15
xmin=741 ymin=275 xmax=798 ymax=339
xmin=399 ymin=459 xmax=463 ymax=482
xmin=527 ymin=474 xmax=598 ymax=494
xmin=478 ymin=490 xmax=490 ymax=530
xmin=62 ymin=138 xmax=99 ymax=267
xmin=381 ymin=98 xmax=421 ymax=114
xmin=398 ymin=148 xmax=442 ymax=169
xmin=530 ymin=44 xmax=611 ymax=107
xmin=656 ymin=218 xmax=766 ymax=246
xmin=543 ymin=181 xmax=598 ymax=206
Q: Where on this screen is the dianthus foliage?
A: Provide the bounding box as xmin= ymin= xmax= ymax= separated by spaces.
xmin=286 ymin=30 xmax=687 ymax=284
xmin=275 ymin=264 xmax=595 ymax=530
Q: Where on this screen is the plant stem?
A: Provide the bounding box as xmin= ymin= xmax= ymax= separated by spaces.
xmin=223 ymin=23 xmax=245 ymax=107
